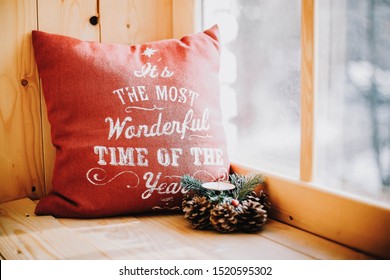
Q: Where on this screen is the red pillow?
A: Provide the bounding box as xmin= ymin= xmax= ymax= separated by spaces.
xmin=32 ymin=26 xmax=230 ymax=218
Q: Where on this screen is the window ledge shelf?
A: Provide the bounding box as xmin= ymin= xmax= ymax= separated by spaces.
xmin=231 ymin=162 xmax=390 ymax=260
xmin=0 ymin=198 xmax=372 ymax=260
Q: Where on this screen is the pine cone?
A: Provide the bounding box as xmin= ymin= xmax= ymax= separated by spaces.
xmin=258 ymin=190 xmax=271 ymax=212
xmin=182 ymin=194 xmax=193 ymax=207
xmin=210 ymin=203 xmax=239 ymax=233
xmin=247 ymin=191 xmax=271 ymax=212
xmin=238 ymin=200 xmax=267 ymax=233
xmin=182 ymin=195 xmax=212 ymax=229
xmin=246 ymin=191 xmax=260 ymax=203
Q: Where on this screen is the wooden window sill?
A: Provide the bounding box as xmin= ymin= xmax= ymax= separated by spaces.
xmin=0 ymin=198 xmax=372 ymax=260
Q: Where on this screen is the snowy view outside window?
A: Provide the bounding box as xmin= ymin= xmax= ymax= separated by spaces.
xmin=203 ymin=0 xmax=302 ymax=177
xmin=316 ymin=0 xmax=390 ymax=203
xmin=203 ymin=0 xmax=390 ymax=204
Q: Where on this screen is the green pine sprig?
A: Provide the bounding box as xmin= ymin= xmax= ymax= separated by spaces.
xmin=180 ymin=175 xmax=217 ymax=199
xmin=229 ymin=173 xmax=264 ymax=201
xmin=181 ymin=173 xmax=264 ymax=203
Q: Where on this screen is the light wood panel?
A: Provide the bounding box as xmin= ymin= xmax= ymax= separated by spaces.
xmin=299 ymin=0 xmax=315 ymax=182
xmin=0 ymin=0 xmax=44 ymax=203
xmin=99 ymin=0 xmax=172 ymax=44
xmin=261 ymin=220 xmax=371 ymax=260
xmin=0 ymin=198 xmax=109 ymax=259
xmin=172 ymin=0 xmax=198 ymax=38
xmin=1 ymin=198 xmax=372 ymax=260
xmin=37 ymin=0 xmax=100 ymax=194
xmin=37 ymin=0 xmax=99 ymax=40
xmin=59 ymin=215 xmax=311 ymax=260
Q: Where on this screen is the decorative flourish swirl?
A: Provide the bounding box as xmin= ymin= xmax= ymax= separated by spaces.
xmin=125 ymin=105 xmax=164 ymax=113
xmin=161 ymin=197 xmax=174 ymax=202
xmin=166 ymin=168 xmax=229 ymax=185
xmin=192 ymin=167 xmax=229 ymax=182
xmin=188 ymin=134 xmax=212 ymax=140
xmin=86 ymin=167 xmax=140 ymax=188
xmin=217 ymin=168 xmax=230 ymax=181
xmin=163 ymin=175 xmax=182 ymax=180
xmin=152 ymin=206 xmax=181 ymax=211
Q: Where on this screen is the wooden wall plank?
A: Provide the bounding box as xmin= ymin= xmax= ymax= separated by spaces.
xmin=100 ymin=0 xmax=172 ymax=45
xmin=172 ymin=0 xmax=197 ymax=38
xmin=37 ymin=0 xmax=99 ymax=40
xmin=37 ymin=0 xmax=100 ymax=194
xmin=299 ymin=0 xmax=315 ymax=182
xmin=0 ymin=0 xmax=44 ymax=203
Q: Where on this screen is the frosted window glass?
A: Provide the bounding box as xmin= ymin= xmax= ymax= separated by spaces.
xmin=316 ymin=0 xmax=390 ymax=203
xmin=203 ymin=0 xmax=302 ymax=178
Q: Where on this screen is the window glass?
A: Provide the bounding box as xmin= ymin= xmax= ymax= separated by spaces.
xmin=316 ymin=0 xmax=390 ymax=203
xmin=203 ymin=0 xmax=302 ymax=178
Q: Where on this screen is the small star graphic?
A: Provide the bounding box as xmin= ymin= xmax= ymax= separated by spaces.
xmin=142 ymin=47 xmax=157 ymax=58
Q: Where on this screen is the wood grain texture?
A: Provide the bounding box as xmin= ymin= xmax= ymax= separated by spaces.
xmin=37 ymin=0 xmax=100 ymax=195
xmin=300 ymin=0 xmax=315 ymax=182
xmin=172 ymin=0 xmax=197 ymax=38
xmin=59 ymin=215 xmax=311 ymax=260
xmin=231 ymin=163 xmax=389 ymax=259
xmin=0 ymin=0 xmax=44 ymax=203
xmin=0 ymin=198 xmax=109 ymax=259
xmin=37 ymin=0 xmax=99 ymax=40
xmin=1 ymin=198 xmax=372 ymax=260
xmin=261 ymin=220 xmax=372 ymax=260
xmin=100 ymin=0 xmax=172 ymax=45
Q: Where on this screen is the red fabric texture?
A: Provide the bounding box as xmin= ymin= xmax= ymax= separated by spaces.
xmin=32 ymin=26 xmax=230 ymax=218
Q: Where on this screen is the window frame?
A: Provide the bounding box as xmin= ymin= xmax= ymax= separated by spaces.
xmin=196 ymin=0 xmax=390 ymax=259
